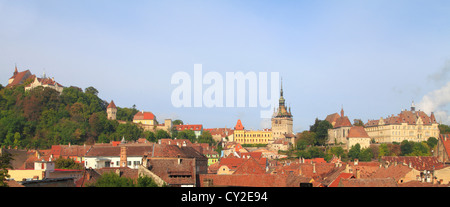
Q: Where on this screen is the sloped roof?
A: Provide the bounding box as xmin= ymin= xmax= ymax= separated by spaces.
xmin=133 ymin=111 xmax=155 ymax=120
xmin=338 ymin=177 xmax=398 ymax=187
xmin=175 ymin=124 xmax=203 ymax=131
xmin=325 ymin=113 xmax=340 ymax=125
xmin=348 ymin=126 xmax=370 ymax=138
xmin=381 ymin=156 xmax=444 ymax=171
xmin=8 ymin=70 xmax=33 ymax=87
xmin=334 ymin=116 xmax=352 ymax=128
xmin=147 ymin=158 xmax=196 ymax=185
xmin=440 ymin=134 xmax=450 ymax=161
xmin=369 ymin=164 xmax=412 ymax=182
xmin=234 ymin=119 xmax=244 ymax=130
xmin=107 ymin=100 xmax=117 ymax=109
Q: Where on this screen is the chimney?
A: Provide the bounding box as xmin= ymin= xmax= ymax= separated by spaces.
xmin=120 ymin=147 xmax=127 ymax=167
xmin=312 ymin=163 xmax=316 ymax=174
xmin=356 ymin=169 xmax=360 ymax=179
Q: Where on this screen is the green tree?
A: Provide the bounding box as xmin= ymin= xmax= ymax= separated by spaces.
xmin=400 ymin=140 xmax=414 ymax=156
xmin=0 ymin=151 xmax=12 ymax=187
xmin=359 ymin=147 xmax=373 ymax=161
xmin=155 ymin=129 xmax=170 ymax=140
xmin=93 ymin=171 xmax=135 ymax=187
xmin=296 ymin=131 xmax=316 ymax=148
xmin=438 ymin=124 xmax=450 ymax=134
xmin=427 ymin=137 xmax=438 ymax=150
xmin=55 ymin=157 xmax=83 ymax=170
xmin=315 ymin=120 xmax=332 ymax=146
xmin=379 ymin=143 xmax=389 ymax=158
xmin=136 ymin=175 xmax=158 ymax=187
xmin=348 ymin=144 xmax=361 ymax=161
xmin=198 ymin=131 xmax=214 ymax=145
xmin=172 ymin=119 xmax=183 ymax=126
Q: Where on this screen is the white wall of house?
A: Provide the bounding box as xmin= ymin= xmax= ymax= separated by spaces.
xmin=84 ymin=156 xmax=143 ymax=169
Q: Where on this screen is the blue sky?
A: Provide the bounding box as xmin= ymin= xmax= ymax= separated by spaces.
xmin=1 ymin=0 xmax=450 ymax=132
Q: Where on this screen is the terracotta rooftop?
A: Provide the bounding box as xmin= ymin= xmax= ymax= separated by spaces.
xmin=440 ymin=134 xmax=450 ymax=161
xmin=107 ymin=100 xmax=117 ymax=109
xmin=365 ymin=108 xmax=437 ymax=127
xmin=175 ymin=124 xmax=203 ymax=131
xmin=348 ymin=126 xmax=370 ymax=138
xmin=133 ymin=111 xmax=155 ymax=120
xmin=381 ymin=156 xmax=444 ymax=171
xmin=7 ymin=68 xmax=34 ymax=87
xmin=234 ymin=119 xmax=244 ymax=130
xmin=338 ymin=177 xmax=398 ymax=187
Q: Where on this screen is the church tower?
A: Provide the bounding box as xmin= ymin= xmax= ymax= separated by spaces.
xmin=107 ymin=100 xmax=117 ymax=120
xmin=271 ymin=79 xmax=293 ymax=139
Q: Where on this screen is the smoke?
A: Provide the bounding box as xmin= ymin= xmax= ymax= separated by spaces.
xmin=418 ymin=81 xmax=450 ymax=124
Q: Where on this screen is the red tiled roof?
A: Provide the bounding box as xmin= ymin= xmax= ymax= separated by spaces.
xmin=107 ymin=100 xmax=117 ymax=109
xmin=328 ymin=173 xmax=354 ymax=187
xmin=338 ymin=178 xmax=398 ymax=187
xmin=133 ymin=111 xmax=155 ymax=120
xmin=203 ymin=128 xmax=234 ymax=137
xmin=440 ymin=134 xmax=450 ymax=160
xmin=348 ymin=126 xmax=370 ymax=138
xmin=175 ymin=124 xmax=203 ymax=131
xmin=365 ymin=109 xmax=437 ymax=127
xmin=334 ymin=116 xmax=352 ymax=128
xmin=199 ymin=174 xmax=302 ymax=187
xmin=8 ymin=69 xmax=33 ymax=87
xmin=381 ymin=156 xmax=444 ymax=171
xmin=325 ymin=113 xmax=340 ymax=124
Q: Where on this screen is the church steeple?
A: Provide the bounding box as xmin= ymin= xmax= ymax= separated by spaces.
xmin=14 ymin=64 xmax=18 ymax=76
xmin=279 ymin=77 xmax=285 ymax=107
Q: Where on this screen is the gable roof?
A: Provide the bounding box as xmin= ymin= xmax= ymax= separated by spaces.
xmin=8 ymin=69 xmax=34 ymax=87
xmin=327 ymin=172 xmax=355 ymax=187
xmin=334 ymin=116 xmax=352 ymax=128
xmin=234 ymin=119 xmax=244 ymax=130
xmin=348 ymin=126 xmax=370 ymax=138
xmin=175 ymin=124 xmax=203 ymax=131
xmin=338 ymin=177 xmax=398 ymax=187
xmin=133 ymin=111 xmax=155 ymax=120
xmin=381 ymin=156 xmax=444 ymax=171
xmin=440 ymin=134 xmax=450 ymax=161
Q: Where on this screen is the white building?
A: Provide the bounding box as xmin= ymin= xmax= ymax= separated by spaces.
xmin=84 ymin=145 xmax=153 ymax=169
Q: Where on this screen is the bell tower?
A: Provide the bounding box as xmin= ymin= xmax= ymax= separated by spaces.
xmin=271 ymin=78 xmax=293 ymax=139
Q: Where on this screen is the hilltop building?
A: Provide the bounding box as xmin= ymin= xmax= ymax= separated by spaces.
xmin=271 ymin=79 xmax=294 ymax=140
xmin=106 ymin=100 xmax=117 ymax=120
xmin=365 ymin=102 xmax=439 ymax=143
xmin=7 ymin=65 xmax=34 ymax=87
xmin=326 ymin=107 xmax=353 ymax=145
xmin=25 ymin=71 xmax=64 ymax=93
xmin=132 ymin=110 xmax=173 ymax=134
xmin=347 ymin=126 xmax=371 ymax=149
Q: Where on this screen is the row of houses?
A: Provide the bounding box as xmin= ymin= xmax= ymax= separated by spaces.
xmin=4 ymin=133 xmax=450 ymax=187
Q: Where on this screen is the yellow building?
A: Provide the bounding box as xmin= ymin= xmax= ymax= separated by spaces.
xmin=133 ymin=110 xmax=156 ymax=125
xmin=233 ymin=119 xmax=273 ymax=145
xmin=365 ymin=102 xmax=440 ymax=143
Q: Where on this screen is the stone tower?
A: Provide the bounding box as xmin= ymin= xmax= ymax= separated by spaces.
xmin=271 ymin=79 xmax=293 ymax=139
xmin=107 ymin=100 xmax=117 ymax=120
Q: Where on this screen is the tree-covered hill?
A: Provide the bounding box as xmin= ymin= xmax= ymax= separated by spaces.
xmin=0 ymin=83 xmax=145 ymax=149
